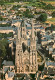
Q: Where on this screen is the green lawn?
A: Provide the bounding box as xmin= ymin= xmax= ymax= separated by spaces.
xmin=46 ymin=18 xmax=55 ymax=24
xmin=44 ymin=1 xmax=55 ymax=5
xmin=25 ymin=2 xmax=45 ymax=8
xmin=47 ymin=18 xmax=55 ymax=22
xmin=4 ymin=2 xmax=14 ymax=5
xmin=48 ymin=9 xmax=55 ymax=12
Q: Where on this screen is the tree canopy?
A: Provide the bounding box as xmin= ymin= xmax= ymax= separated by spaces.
xmin=39 ymin=13 xmax=47 ymax=22
xmin=44 ymin=4 xmax=55 ymax=10
xmin=0 ymin=39 xmax=8 ymax=58
xmin=23 ymin=9 xmax=34 ymax=18
xmin=0 ymin=32 xmax=13 ymax=39
xmin=0 ymin=16 xmax=3 ymax=21
xmin=52 ymin=11 xmax=55 ymax=17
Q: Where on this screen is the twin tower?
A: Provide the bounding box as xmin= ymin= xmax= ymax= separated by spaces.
xmin=15 ymin=19 xmax=38 ymax=73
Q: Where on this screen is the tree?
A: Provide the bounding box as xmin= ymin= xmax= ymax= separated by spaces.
xmin=44 ymin=4 xmax=54 ymax=10
xmin=52 ymin=11 xmax=55 ymax=17
xmin=23 ymin=9 xmax=34 ymax=18
xmin=39 ymin=13 xmax=47 ymax=22
xmin=38 ymin=64 xmax=44 ymax=71
xmin=12 ymin=5 xmax=21 ymax=10
xmin=0 ymin=39 xmax=8 ymax=58
xmin=51 ymin=24 xmax=53 ymax=32
xmin=16 ymin=10 xmax=22 ymax=16
xmin=0 ymin=33 xmax=13 ymax=39
xmin=0 ymin=16 xmax=3 ymax=21
xmin=23 ymin=9 xmax=30 ymax=16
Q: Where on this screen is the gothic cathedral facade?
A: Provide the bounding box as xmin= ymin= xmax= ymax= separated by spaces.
xmin=15 ymin=19 xmax=38 ymax=73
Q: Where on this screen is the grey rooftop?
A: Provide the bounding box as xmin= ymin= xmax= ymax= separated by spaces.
xmin=2 ymin=60 xmax=14 ymax=66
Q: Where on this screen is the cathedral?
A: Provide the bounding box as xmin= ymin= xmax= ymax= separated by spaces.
xmin=15 ymin=19 xmax=38 ymax=73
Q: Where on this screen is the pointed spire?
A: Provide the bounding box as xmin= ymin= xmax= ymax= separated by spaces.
xmin=18 ymin=23 xmax=21 ymax=41
xmin=31 ymin=19 xmax=34 ymax=40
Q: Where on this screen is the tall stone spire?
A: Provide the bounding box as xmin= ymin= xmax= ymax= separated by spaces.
xmin=18 ymin=23 xmax=21 ymax=41
xmin=31 ymin=20 xmax=35 ymax=40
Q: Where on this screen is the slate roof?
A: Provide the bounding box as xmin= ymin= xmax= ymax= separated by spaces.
xmin=3 ymin=67 xmax=9 ymax=74
xmin=44 ymin=67 xmax=55 ymax=75
xmin=2 ymin=60 xmax=14 ymax=66
xmin=0 ymin=27 xmax=17 ymax=31
xmin=8 ymin=72 xmax=14 ymax=78
xmin=34 ymin=27 xmax=44 ymax=29
xmin=46 ymin=61 xmax=55 ymax=67
xmin=26 ymin=27 xmax=32 ymax=29
xmin=0 ymin=27 xmax=13 ymax=30
xmin=12 ymin=19 xmax=22 ymax=24
xmin=25 ymin=22 xmax=31 ymax=27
